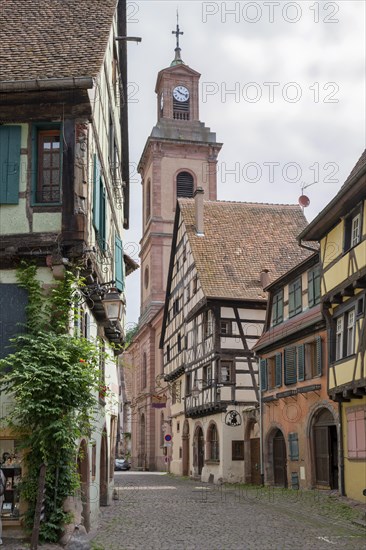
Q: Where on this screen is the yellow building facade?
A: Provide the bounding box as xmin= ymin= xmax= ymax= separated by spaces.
xmin=299 ymin=150 xmax=366 ymax=502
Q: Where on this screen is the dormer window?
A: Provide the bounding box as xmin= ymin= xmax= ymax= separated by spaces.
xmin=344 ymin=205 xmax=363 ymax=251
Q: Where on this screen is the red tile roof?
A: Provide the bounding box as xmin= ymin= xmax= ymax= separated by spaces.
xmin=179 ymin=200 xmax=312 ymax=300
xmin=0 ymin=0 xmax=117 ymax=82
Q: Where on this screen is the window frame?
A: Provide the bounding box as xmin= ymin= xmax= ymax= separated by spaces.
xmin=220 ymin=320 xmax=232 ymax=335
xmin=308 ymin=267 xmax=321 ymax=308
xmin=288 ymin=277 xmax=302 ymax=318
xmin=32 ymin=124 xmax=63 ymax=206
xmin=208 ymin=423 xmax=219 ymax=462
xmin=271 ymin=290 xmax=284 ymax=326
xmin=232 ymin=440 xmax=244 ymax=461
xmin=344 ymin=204 xmax=363 ymax=252
xmin=334 ymin=308 xmax=356 ymax=362
xmin=220 ymin=359 xmax=234 ymax=384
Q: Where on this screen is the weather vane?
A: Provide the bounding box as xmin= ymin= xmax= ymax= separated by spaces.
xmin=172 ymin=9 xmax=184 ymax=49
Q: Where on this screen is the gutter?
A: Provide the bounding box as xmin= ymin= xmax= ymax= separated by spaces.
xmin=0 ymin=77 xmax=94 ymax=93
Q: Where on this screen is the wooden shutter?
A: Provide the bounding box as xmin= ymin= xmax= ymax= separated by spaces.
xmin=308 ymin=270 xmax=314 ymax=307
xmin=297 ymin=344 xmax=305 ymax=381
xmin=275 ymin=353 xmax=282 ymax=387
xmin=115 ymin=236 xmax=124 ymax=292
xmin=93 ymin=154 xmax=101 ymax=231
xmin=100 ymin=186 xmax=106 ymax=246
xmin=288 ymin=284 xmax=295 ymax=316
xmin=0 ymin=125 xmax=21 ymax=204
xmin=316 ymin=336 xmax=322 ymax=376
xmin=288 ymin=432 xmax=299 ymax=460
xmin=284 ymin=347 xmax=297 ymax=385
xmin=260 ymin=358 xmax=267 ymax=391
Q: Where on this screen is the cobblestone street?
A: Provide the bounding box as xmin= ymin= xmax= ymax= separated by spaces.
xmin=91 ymin=472 xmax=365 ymax=550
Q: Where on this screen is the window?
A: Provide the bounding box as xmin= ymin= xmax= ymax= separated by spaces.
xmin=220 ymin=320 xmax=232 ymax=335
xmin=304 ymin=341 xmax=317 ymax=379
xmin=204 ymin=310 xmax=213 ymax=338
xmin=182 ymin=245 xmax=187 ymax=263
xmin=308 ymin=267 xmax=321 ymax=308
xmin=0 ymin=125 xmax=21 ymax=204
xmin=192 ymin=275 xmax=198 ymax=295
xmin=36 ymin=129 xmax=61 ymax=203
xmin=344 ymin=205 xmax=363 ymax=251
xmin=93 ymin=154 xmax=107 ymax=249
xmin=289 ymin=278 xmax=302 ymax=317
xmin=176 ymin=171 xmax=194 ymax=198
xmin=284 ymin=346 xmax=297 ymax=385
xmin=177 ymin=422 xmax=180 ymax=433
xmin=203 ymin=364 xmax=212 ymax=386
xmin=271 ymin=291 xmax=284 ymax=325
xmin=357 ymin=296 xmax=365 ymax=317
xmin=347 ymin=407 xmax=366 ymax=459
xmin=141 ymin=353 xmax=147 ymax=389
xmin=297 ymin=344 xmax=305 ymax=381
xmin=288 ymin=433 xmax=299 ymax=461
xmin=208 ymin=423 xmax=219 ymax=461
xmin=260 ymin=358 xmax=267 ymax=391
xmin=173 ymin=298 xmax=180 ymax=316
xmin=267 ymin=357 xmax=276 ymax=390
xmin=232 ymin=440 xmax=244 ymax=460
xmin=166 ymin=344 xmax=170 ymax=362
xmin=186 ymin=283 xmax=191 ymax=303
xmin=335 ymin=309 xmax=356 ymax=361
xmin=186 ymin=372 xmax=191 ymax=395
xmin=145 ymin=179 xmax=151 ymax=223
xmin=177 ymin=333 xmax=182 ymax=353
xmin=220 ymin=360 xmax=233 ymax=383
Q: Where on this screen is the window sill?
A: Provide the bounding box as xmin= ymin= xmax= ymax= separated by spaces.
xmin=205 ymin=460 xmax=220 ymax=465
xmin=332 ymin=353 xmax=357 ymax=366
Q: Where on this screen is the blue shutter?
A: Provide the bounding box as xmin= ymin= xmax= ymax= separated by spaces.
xmin=288 ymin=433 xmax=299 ymax=460
xmin=316 ymin=336 xmax=322 ymax=376
xmin=260 ymin=359 xmax=267 ymax=391
xmin=93 ymin=154 xmax=101 ymax=231
xmin=275 ymin=353 xmax=282 ymax=387
xmin=297 ymin=344 xmax=305 ymax=381
xmin=284 ymin=347 xmax=297 ymax=385
xmin=115 ymin=236 xmax=124 ymax=292
xmin=0 ymin=126 xmax=21 ymax=204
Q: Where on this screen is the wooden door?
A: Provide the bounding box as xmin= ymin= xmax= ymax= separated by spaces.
xmin=314 ymin=426 xmax=330 ymax=486
xmin=197 ymin=428 xmax=204 ymax=475
xmin=250 ymin=438 xmax=261 ymax=485
xmin=273 ymin=431 xmax=287 ymax=487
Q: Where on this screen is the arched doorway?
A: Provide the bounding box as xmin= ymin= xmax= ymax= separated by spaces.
xmin=193 ymin=426 xmax=204 ymax=476
xmin=182 ymin=420 xmax=190 ymax=476
xmin=273 ymin=429 xmax=287 ymax=487
xmin=77 ymin=439 xmax=90 ymax=532
xmin=138 ymin=413 xmax=146 ymax=469
xmin=100 ymin=429 xmax=108 ymax=506
xmin=313 ymin=408 xmax=338 ymax=489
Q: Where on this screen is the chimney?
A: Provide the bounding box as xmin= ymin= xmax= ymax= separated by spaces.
xmin=194 ymin=187 xmax=204 ymax=236
xmin=260 ymin=269 xmax=270 ymax=290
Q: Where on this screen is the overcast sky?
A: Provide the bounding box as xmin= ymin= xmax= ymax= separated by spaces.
xmin=124 ymin=0 xmax=366 ymax=325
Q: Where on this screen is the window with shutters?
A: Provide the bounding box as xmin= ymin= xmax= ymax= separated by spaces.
xmin=115 ymin=236 xmax=124 ymax=292
xmin=288 ymin=278 xmax=302 ymax=318
xmin=344 ymin=204 xmax=363 ymax=251
xmin=93 ymin=154 xmax=107 ymax=250
xmin=271 ymin=290 xmax=284 ymax=326
xmin=347 ymin=407 xmax=366 ymax=459
xmin=0 ymin=125 xmax=21 ymax=204
xmin=176 ymin=171 xmax=194 ymax=198
xmin=288 ymin=433 xmax=299 ymax=461
xmin=35 ymin=128 xmax=62 ymax=204
xmin=260 ymin=358 xmax=267 ymax=391
xmin=284 ymin=347 xmax=297 ymax=385
xmin=308 ymin=267 xmax=321 ymax=308
xmin=304 ymin=341 xmax=317 ymax=379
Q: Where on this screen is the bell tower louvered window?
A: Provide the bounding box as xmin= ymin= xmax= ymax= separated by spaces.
xmin=177 ymin=171 xmax=194 ymax=198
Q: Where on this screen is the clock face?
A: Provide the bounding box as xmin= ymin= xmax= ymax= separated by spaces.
xmin=173 ymin=85 xmax=190 ymax=102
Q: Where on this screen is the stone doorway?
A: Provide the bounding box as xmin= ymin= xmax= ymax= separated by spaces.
xmin=193 ymin=426 xmax=204 ymax=476
xmin=273 ymin=429 xmax=287 ymax=487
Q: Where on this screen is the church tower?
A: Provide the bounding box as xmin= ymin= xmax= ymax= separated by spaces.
xmin=138 ymin=22 xmax=222 ymax=324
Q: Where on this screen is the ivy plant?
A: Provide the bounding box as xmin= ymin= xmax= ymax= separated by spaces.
xmin=0 ymin=262 xmax=104 ymax=542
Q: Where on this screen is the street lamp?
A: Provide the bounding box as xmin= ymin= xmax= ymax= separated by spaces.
xmin=102 ymin=288 xmax=123 ymax=322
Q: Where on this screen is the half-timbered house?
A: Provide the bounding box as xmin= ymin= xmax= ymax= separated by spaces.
xmin=0 ymin=0 xmax=136 ymax=533
xmin=298 ymin=150 xmax=366 ymax=502
xmin=160 ymin=192 xmax=311 ymax=482
xmin=254 ymin=253 xmax=340 ymax=491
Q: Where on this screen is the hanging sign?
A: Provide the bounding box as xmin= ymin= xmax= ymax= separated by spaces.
xmin=151 ymin=395 xmax=167 ymax=409
xmin=225 ymin=410 xmax=242 ymax=427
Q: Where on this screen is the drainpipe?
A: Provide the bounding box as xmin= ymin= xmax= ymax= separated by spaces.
xmin=338 ymin=401 xmax=345 ymax=496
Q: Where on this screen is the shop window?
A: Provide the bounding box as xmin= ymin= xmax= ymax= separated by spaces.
xmin=0 ymin=441 xmax=22 ymax=522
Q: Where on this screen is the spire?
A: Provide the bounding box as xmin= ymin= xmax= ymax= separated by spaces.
xmin=171 ymin=10 xmax=184 ymax=66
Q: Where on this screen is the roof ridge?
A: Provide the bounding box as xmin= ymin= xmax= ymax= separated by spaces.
xmin=179 ymin=198 xmax=302 ymax=208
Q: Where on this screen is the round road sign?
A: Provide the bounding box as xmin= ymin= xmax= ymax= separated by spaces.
xmin=164 ymin=434 xmax=172 ymax=442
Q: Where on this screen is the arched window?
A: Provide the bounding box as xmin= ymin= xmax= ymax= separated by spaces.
xmin=208 ymin=423 xmax=219 ymax=461
xmin=141 ymin=352 xmax=147 ymax=389
xmin=145 ymin=179 xmax=151 ymax=223
xmin=177 ymin=171 xmax=194 ymax=198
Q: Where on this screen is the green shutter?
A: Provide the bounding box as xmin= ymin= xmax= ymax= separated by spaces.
xmin=284 ymin=347 xmax=297 ymax=385
xmin=288 ymin=432 xmax=299 ymax=460
xmin=289 ymin=284 xmax=295 ymax=316
xmin=260 ymin=359 xmax=267 ymax=391
xmin=115 ymin=235 xmax=124 ymax=292
xmin=275 ymin=353 xmax=282 ymax=387
xmin=308 ymin=270 xmax=314 ymax=308
xmin=314 ymin=269 xmax=321 ymax=305
xmin=297 ymin=344 xmax=305 ymax=381
xmin=0 ymin=125 xmax=21 ymax=204
xmin=316 ymin=336 xmax=322 ymax=376
xmin=100 ymin=185 xmax=106 ymax=247
xmin=93 ymin=154 xmax=101 ymax=231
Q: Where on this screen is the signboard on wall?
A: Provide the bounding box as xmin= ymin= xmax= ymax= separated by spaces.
xmin=151 ymin=395 xmax=167 ymax=409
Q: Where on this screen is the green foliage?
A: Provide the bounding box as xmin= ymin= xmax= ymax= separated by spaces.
xmin=0 ymin=262 xmax=102 ymax=542
xmin=124 ymin=323 xmax=139 ymax=348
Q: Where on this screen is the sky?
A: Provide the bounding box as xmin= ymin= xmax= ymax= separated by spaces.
xmin=124 ymin=0 xmax=366 ymax=326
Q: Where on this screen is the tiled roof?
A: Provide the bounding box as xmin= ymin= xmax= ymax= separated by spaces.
xmin=0 ymin=0 xmax=117 ymax=82
xmin=179 ymin=200 xmax=312 ymax=300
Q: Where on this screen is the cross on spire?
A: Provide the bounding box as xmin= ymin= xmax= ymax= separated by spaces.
xmin=172 ymin=10 xmax=183 ymax=49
